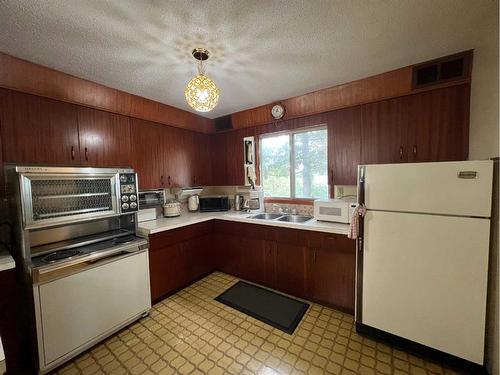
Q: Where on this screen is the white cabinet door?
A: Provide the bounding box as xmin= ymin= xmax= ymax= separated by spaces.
xmin=363 ymin=160 xmax=493 ymax=217
xmin=38 ymin=251 xmax=151 ymax=366
xmin=361 ymin=211 xmax=490 ymax=364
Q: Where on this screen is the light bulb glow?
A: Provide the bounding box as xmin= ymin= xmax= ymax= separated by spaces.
xmin=184 ymin=74 xmax=220 ymax=112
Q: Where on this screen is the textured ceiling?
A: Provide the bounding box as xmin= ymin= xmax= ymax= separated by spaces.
xmin=0 ymin=0 xmax=496 ymax=119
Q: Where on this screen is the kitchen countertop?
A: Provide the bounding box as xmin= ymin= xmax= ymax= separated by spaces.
xmin=137 ymin=211 xmax=350 ymax=236
xmin=0 ymin=249 xmax=15 ymax=272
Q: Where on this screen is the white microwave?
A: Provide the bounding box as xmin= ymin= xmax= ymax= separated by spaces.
xmin=313 ymin=198 xmax=357 ymax=223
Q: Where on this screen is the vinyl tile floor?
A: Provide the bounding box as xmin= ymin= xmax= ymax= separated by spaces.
xmin=54 ymin=272 xmax=463 ymax=375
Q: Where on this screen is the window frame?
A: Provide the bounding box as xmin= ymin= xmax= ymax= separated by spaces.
xmin=259 ymin=124 xmax=328 ymax=199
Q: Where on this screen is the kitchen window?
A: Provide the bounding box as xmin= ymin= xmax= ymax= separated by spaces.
xmin=260 ymin=126 xmax=328 ymax=199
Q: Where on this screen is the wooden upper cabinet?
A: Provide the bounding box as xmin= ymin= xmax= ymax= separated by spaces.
xmin=210 ymin=133 xmax=228 ymax=186
xmin=210 ymin=127 xmax=254 ymax=186
xmin=0 ymin=89 xmax=80 ymax=164
xmin=360 ymin=85 xmax=469 ymax=167
xmin=361 ymin=97 xmax=409 ymax=164
xmin=77 ymin=107 xmax=132 ymax=167
xmin=327 ymin=107 xmax=362 ymax=189
xmin=406 ymin=84 xmax=469 ymax=162
xmin=192 ymin=132 xmax=212 ymax=186
xmin=161 ymin=126 xmax=193 ymax=188
xmin=131 ymin=118 xmax=211 ymax=190
xmin=130 ymin=118 xmax=165 ymax=189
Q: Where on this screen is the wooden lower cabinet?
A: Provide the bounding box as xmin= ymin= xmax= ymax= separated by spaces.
xmin=212 ymin=221 xmax=356 ymax=313
xmin=149 ymin=220 xmax=356 ymax=312
xmin=274 ymin=242 xmax=307 ymax=299
xmin=308 ymin=235 xmax=356 ymax=312
xmin=148 ymin=221 xmax=214 ymax=302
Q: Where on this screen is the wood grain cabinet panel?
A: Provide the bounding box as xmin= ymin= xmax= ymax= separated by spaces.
xmin=77 ymin=107 xmax=132 ymax=167
xmin=211 ymin=222 xmax=356 ymax=311
xmin=308 ymin=234 xmax=356 ymax=313
xmin=131 ymin=118 xmax=211 ymax=190
xmin=192 ymin=132 xmax=212 ymax=186
xmin=130 ymin=118 xmax=166 ymax=189
xmin=161 ymin=126 xmax=194 ymax=188
xmin=210 ymin=133 xmax=229 ymax=186
xmin=148 ymin=221 xmax=214 ymax=302
xmin=210 ymin=127 xmax=256 ymax=186
xmin=361 ymin=97 xmax=409 ymax=164
xmin=0 ymin=89 xmax=80 ymax=164
xmin=149 ymin=243 xmax=185 ymax=301
xmin=327 ymin=107 xmax=362 ymax=188
xmin=407 ymin=84 xmax=469 ymax=162
xmin=360 ymin=85 xmax=468 ymax=168
xmin=274 ymin=242 xmax=307 ymax=299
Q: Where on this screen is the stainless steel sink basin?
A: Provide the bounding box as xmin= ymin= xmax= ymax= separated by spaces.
xmin=277 ymin=215 xmax=313 ymax=223
xmin=247 ymin=213 xmax=284 ymax=220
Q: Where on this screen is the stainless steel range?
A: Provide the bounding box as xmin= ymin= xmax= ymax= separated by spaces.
xmin=6 ymin=166 xmax=151 ymax=374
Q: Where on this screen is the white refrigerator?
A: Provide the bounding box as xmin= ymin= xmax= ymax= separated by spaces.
xmin=355 ymin=160 xmax=493 ymax=366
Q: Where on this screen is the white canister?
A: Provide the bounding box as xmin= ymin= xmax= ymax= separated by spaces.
xmin=163 ymin=202 xmax=181 ymax=217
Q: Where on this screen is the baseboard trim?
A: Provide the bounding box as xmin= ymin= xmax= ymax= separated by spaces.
xmin=356 ymin=322 xmax=487 ymax=375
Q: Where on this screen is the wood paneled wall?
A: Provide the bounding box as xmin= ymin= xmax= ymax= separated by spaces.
xmin=229 ymin=53 xmax=472 ymax=131
xmin=0 ymin=53 xmax=213 ymax=133
xmin=210 ymin=84 xmax=470 ymax=190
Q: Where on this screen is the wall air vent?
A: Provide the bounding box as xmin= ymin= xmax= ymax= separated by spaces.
xmin=214 ymin=115 xmax=233 ymax=132
xmin=412 ymin=50 xmax=473 ymax=89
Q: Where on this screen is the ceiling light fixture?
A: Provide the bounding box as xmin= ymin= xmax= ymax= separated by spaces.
xmin=184 ymin=48 xmax=220 ymax=113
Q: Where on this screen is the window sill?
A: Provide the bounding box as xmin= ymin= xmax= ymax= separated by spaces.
xmin=264 ymin=197 xmax=315 ymax=205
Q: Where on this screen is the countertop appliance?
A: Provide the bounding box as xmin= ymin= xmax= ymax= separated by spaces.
xmin=163 ymin=199 xmax=181 ymax=217
xmin=199 ymin=196 xmax=230 ymax=212
xmin=5 ymin=166 xmax=151 ymax=374
xmin=313 ymin=198 xmax=357 ymax=223
xmin=234 ymin=194 xmax=244 ymax=211
xmin=138 ymin=189 xmax=165 ymax=209
xmin=355 ymin=161 xmax=493 ymax=370
xmin=138 ymin=189 xmax=165 ymax=222
xmin=236 ymin=186 xmax=264 ymax=213
xmin=188 ymin=195 xmax=200 ymax=212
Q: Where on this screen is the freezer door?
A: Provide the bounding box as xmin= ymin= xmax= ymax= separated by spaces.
xmin=363 ymin=160 xmax=493 ymax=217
xmin=361 ymin=211 xmax=490 ymax=364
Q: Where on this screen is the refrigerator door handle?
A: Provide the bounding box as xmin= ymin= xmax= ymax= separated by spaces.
xmin=356 ymin=165 xmax=366 ymax=323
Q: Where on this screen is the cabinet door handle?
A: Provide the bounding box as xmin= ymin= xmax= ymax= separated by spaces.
xmin=160 ymin=175 xmax=164 ymax=186
xmin=84 ymin=147 xmax=88 ymax=161
xmin=399 ymin=146 xmax=404 ymax=160
xmin=71 ymin=146 xmax=75 ymax=160
xmin=193 ymin=176 xmax=196 ymax=185
xmin=413 ymin=145 xmax=417 ymax=157
xmin=313 ymin=250 xmax=317 ymax=263
xmin=168 ymin=176 xmax=171 ymax=186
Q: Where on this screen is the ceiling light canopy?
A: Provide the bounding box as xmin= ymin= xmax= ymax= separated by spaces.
xmin=185 ymin=48 xmax=220 ymax=113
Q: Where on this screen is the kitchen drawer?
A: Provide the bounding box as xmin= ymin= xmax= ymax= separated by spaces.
xmin=306 ymin=231 xmax=355 ymax=251
xmin=149 ymin=221 xmax=214 ymax=251
xmin=214 ymin=220 xmax=275 ymax=241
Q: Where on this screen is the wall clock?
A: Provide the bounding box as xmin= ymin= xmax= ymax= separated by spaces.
xmin=271 ymin=104 xmax=285 ymax=120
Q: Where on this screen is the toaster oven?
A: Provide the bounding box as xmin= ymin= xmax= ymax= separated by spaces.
xmin=313 ymin=198 xmax=357 ymax=223
xmin=138 ymin=189 xmax=165 ymax=209
xmin=14 ymin=166 xmax=138 ymax=229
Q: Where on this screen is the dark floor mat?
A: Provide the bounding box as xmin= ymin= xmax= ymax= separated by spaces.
xmin=215 ymin=281 xmax=309 ymax=334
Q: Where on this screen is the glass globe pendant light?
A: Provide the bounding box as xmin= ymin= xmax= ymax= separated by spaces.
xmin=185 ymin=48 xmax=220 ymax=112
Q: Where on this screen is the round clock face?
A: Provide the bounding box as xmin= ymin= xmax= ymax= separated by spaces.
xmin=271 ymin=104 xmax=284 ymax=119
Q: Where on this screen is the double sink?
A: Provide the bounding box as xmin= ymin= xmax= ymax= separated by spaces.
xmin=247 ymin=213 xmax=313 ymax=223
